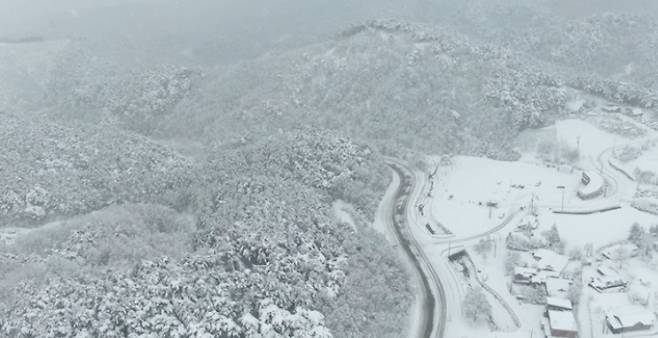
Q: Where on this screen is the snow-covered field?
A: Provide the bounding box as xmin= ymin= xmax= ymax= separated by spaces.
xmin=614 ymin=139 xmax=658 ymax=179
xmin=428 ymin=156 xmax=578 ymax=238
xmin=535 ymin=208 xmax=657 ymax=249
xmin=414 ymin=116 xmax=658 ymax=338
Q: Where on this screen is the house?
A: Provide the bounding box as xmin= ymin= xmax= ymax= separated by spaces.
xmin=543 ymin=310 xmax=578 ymax=338
xmin=513 ymin=267 xmax=560 ymax=285
xmin=601 ymin=243 xmax=639 ymax=260
xmin=513 ymin=267 xmax=537 ymax=285
xmin=589 ymin=276 xmax=628 ymax=293
xmin=577 ymin=171 xmax=604 ymax=200
xmin=533 ymin=249 xmax=569 ymax=273
xmin=545 ymin=278 xmax=572 ymax=298
xmin=590 ymin=263 xmax=628 ymax=293
xmin=606 ymin=308 xmax=656 ymax=334
xmin=546 ymin=297 xmax=573 ymax=312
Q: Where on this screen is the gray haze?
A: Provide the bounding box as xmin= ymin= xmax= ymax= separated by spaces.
xmin=3 ymin=0 xmax=657 ymax=64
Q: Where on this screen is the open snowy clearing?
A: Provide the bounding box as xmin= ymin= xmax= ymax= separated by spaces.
xmin=535 ymin=207 xmax=658 ymax=249
xmin=428 ymin=156 xmax=578 ymax=238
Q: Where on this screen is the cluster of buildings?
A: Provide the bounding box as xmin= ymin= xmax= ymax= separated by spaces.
xmin=508 ymin=248 xmax=579 ymax=338
xmin=527 ymin=246 xmax=656 ymax=336
xmin=506 ymin=225 xmax=657 ymax=337
xmin=512 ymin=249 xmax=571 ymax=291
xmin=590 ymin=259 xmax=656 ymax=335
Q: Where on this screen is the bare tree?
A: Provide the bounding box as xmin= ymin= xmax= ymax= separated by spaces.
xmin=463 ymin=287 xmax=492 ymax=323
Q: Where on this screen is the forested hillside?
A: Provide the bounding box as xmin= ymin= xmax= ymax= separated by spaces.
xmin=160 ymin=18 xmax=658 ymax=158
xmin=0 ymin=128 xmax=410 ymax=338
xmin=161 ymin=20 xmax=574 ymax=160
xmin=0 ymin=114 xmax=194 ymax=227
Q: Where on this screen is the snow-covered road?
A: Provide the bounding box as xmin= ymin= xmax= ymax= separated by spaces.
xmin=378 ymin=158 xmax=447 ymax=338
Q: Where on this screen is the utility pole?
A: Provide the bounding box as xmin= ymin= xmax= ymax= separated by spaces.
xmin=493 ymin=235 xmax=497 ymax=258
xmin=557 ymin=186 xmax=565 ymax=211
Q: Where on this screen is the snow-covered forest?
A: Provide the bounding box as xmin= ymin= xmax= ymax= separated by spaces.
xmin=1 ymin=1 xmax=658 ymax=337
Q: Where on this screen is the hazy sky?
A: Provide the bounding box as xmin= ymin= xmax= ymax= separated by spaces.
xmin=2 ymin=0 xmax=656 ymax=65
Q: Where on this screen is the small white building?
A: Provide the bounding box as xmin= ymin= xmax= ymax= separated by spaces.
xmin=543 ymin=310 xmax=578 ymax=338
xmin=533 ymin=249 xmax=569 ymax=274
xmin=606 ymin=308 xmax=656 ymax=334
xmin=513 ymin=267 xmax=560 ymax=285
xmin=577 ymin=171 xmax=604 ymax=200
xmin=546 ymin=297 xmax=573 ymax=312
xmin=601 ymin=243 xmax=639 ymax=260
xmin=545 ymin=278 xmax=572 ymax=298
xmin=513 ymin=267 xmax=538 ymax=285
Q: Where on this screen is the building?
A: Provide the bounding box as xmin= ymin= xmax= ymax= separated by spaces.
xmin=606 ymin=309 xmax=656 ymax=334
xmin=577 ymin=171 xmax=604 ymax=200
xmin=589 ymin=278 xmax=627 ymax=293
xmin=601 ymin=243 xmax=639 ymax=260
xmin=513 ymin=267 xmax=560 ymax=286
xmin=543 ymin=310 xmax=578 ymax=338
xmin=589 ymin=263 xmax=628 ymax=293
xmin=513 ymin=267 xmax=537 ymax=285
xmin=545 ymin=278 xmax=572 ymax=298
xmin=533 ymin=249 xmax=569 ymax=273
xmin=546 ymin=297 xmax=573 ymax=312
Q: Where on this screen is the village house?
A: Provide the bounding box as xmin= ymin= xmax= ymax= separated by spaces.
xmin=601 ymin=243 xmax=639 ymax=260
xmin=589 ymin=277 xmax=627 ymax=293
xmin=513 ymin=267 xmax=560 ymax=286
xmin=513 ymin=267 xmax=537 ymax=285
xmin=532 ymin=249 xmax=569 ymax=274
xmin=545 ymin=278 xmax=572 ymax=298
xmin=588 ymin=263 xmax=629 ymax=293
xmin=542 ymin=310 xmax=578 ymax=338
xmin=606 ymin=308 xmax=656 ymax=334
xmin=577 ymin=171 xmax=605 ymax=200
xmin=546 ymin=297 xmax=573 ymax=312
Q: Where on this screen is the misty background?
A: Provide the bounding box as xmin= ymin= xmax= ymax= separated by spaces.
xmin=3 ymin=0 xmax=658 ymax=65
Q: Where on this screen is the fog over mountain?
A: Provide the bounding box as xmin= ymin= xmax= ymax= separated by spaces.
xmin=2 ymin=1 xmax=658 ymax=338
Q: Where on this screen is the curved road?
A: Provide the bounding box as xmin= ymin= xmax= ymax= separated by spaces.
xmin=400 ymin=157 xmax=524 ymax=332
xmin=383 ymin=159 xmax=447 ymax=338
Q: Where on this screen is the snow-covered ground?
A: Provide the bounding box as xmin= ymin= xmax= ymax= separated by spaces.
xmin=427 ymin=156 xmax=577 ymax=238
xmin=409 ymin=115 xmax=658 ymax=338
xmin=535 ymin=208 xmax=657 ymax=249
xmin=614 ymin=139 xmax=658 ymax=179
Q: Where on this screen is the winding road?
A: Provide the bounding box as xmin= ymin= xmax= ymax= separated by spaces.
xmin=382 ymin=157 xmax=524 ymax=337
xmin=382 ymin=159 xmax=447 ymax=338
